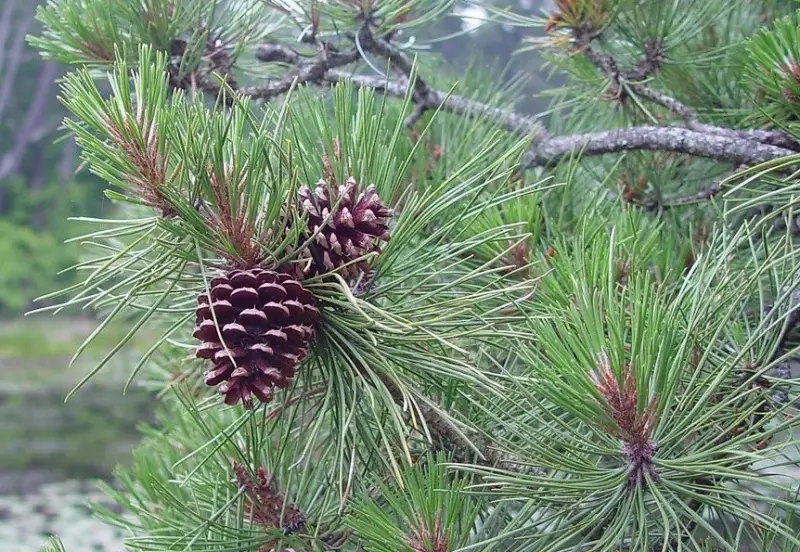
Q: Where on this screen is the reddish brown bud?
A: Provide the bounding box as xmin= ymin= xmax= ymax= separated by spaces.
xmin=233 ymin=462 xmax=306 ymax=534
xmin=591 ymin=352 xmax=659 ymax=487
xmin=406 ymin=513 xmax=448 ymax=552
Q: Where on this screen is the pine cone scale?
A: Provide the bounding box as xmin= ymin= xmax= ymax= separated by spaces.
xmin=194 ymin=268 xmax=318 ymax=408
xmin=294 ymin=176 xmax=391 ymax=279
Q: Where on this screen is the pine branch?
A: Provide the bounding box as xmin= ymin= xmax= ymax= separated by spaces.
xmin=626 ymin=38 xmax=665 ymax=81
xmin=324 ymin=70 xmax=547 ymax=136
xmin=355 ymin=25 xmax=428 ymax=99
xmin=522 ymin=126 xmax=796 ymax=168
xmin=573 ymin=28 xmax=800 ymax=152
xmin=241 ymin=35 xmax=800 ymax=173
xmin=649 ymin=184 xmax=722 ymax=210
xmin=240 ymin=41 xmax=547 ymax=135
xmin=238 ymin=47 xmax=360 ymax=101
xmin=323 ymin=73 xmax=798 ymax=167
xmin=354 ymin=25 xmax=433 ymax=126
xmin=637 ymin=166 xmax=740 ymax=212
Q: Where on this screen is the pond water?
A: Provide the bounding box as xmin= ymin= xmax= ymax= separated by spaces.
xmin=0 ymin=318 xmax=157 ymax=551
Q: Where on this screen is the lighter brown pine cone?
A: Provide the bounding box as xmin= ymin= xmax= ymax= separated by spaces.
xmin=295 ymin=177 xmax=391 ymax=279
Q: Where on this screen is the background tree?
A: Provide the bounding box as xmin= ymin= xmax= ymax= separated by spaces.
xmin=27 ymin=0 xmax=800 ymax=550
xmin=0 ymin=0 xmax=110 ymax=313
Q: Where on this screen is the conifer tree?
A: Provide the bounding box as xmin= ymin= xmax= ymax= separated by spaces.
xmin=28 ymin=0 xmax=800 ymax=550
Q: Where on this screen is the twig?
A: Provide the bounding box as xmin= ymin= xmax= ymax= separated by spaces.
xmin=238 ymin=48 xmax=360 ymax=101
xmin=403 ymin=102 xmax=427 ymax=128
xmin=658 ymin=183 xmax=721 ymax=208
xmin=254 ymin=43 xmax=302 ymax=65
xmin=324 ymin=70 xmax=547 ymax=137
xmin=626 ymin=38 xmax=665 ymax=81
xmin=640 ymin=166 xmax=741 ymax=211
xmin=353 ymin=25 xmax=447 ymax=127
xmin=356 ymin=25 xmax=428 ymax=100
xmin=376 ymin=374 xmax=536 ymax=474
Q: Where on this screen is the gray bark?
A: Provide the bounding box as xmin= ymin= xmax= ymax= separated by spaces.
xmin=0 ymin=62 xmax=59 ymax=181
xmin=325 ymin=70 xmax=546 ymax=137
xmin=0 ymin=0 xmax=34 ymax=121
xmin=521 ymin=126 xmax=797 ymax=168
xmin=0 ymin=0 xmax=19 ymax=78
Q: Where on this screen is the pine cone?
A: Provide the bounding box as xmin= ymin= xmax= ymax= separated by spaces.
xmin=193 ymin=268 xmax=319 ymax=408
xmin=296 ymin=177 xmax=391 ymax=279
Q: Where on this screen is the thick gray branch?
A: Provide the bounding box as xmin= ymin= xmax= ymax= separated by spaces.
xmin=247 ymin=39 xmax=797 ymax=169
xmin=522 ymin=126 xmax=797 ymax=168
xmin=691 ymin=123 xmax=800 ymax=151
xmin=632 ymin=87 xmax=800 ymax=151
xmin=577 ymin=36 xmax=800 ymax=153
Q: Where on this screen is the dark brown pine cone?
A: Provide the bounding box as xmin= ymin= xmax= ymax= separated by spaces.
xmin=295 ymin=177 xmax=391 ymax=279
xmin=193 ymin=268 xmax=319 ymax=408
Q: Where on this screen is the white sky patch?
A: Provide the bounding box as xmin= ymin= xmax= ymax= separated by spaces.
xmin=454 ymin=3 xmax=489 ymax=34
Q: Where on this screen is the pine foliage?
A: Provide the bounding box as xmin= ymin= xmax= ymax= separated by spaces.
xmin=26 ymin=0 xmax=800 ymax=550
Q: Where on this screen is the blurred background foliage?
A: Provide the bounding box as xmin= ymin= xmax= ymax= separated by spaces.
xmin=0 ymin=0 xmax=109 ymax=314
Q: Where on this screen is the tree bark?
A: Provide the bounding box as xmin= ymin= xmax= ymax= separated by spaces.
xmin=521 ymin=126 xmax=797 ymax=168
xmin=0 ymin=0 xmax=19 ymax=77
xmin=0 ymin=62 xmax=59 ymax=181
xmin=0 ymin=0 xmax=34 ymax=121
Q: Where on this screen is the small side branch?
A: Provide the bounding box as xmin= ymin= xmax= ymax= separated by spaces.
xmin=355 ymin=25 xmax=434 ymax=126
xmin=324 ymin=70 xmax=547 ymax=137
xmin=626 ymin=38 xmax=665 ymax=81
xmin=377 ymin=374 xmax=535 ymax=473
xmin=643 ymin=183 xmax=721 ymax=212
xmin=238 ymin=48 xmax=359 ymax=101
